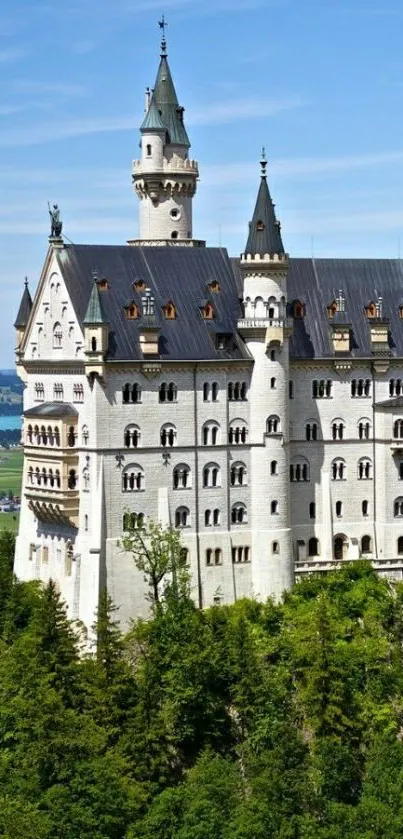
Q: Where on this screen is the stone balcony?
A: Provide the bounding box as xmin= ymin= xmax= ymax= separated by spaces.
xmin=237 ymin=316 xmax=293 ymax=346
xmin=25 ymin=485 xmax=79 ymax=528
xmin=132 ymin=157 xmax=199 ymax=176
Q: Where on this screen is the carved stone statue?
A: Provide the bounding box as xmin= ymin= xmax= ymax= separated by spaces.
xmin=48 ymin=203 xmax=63 ymax=238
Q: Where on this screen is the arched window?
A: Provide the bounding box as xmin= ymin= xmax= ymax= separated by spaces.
xmin=67 ymin=426 xmax=75 ymax=448
xmin=271 ymin=500 xmax=279 ymax=515
xmin=53 ymin=322 xmax=62 ymax=348
xmin=123 ymin=512 xmax=144 ymax=531
xmin=231 ymin=503 xmax=247 ymax=524
xmin=203 ymin=463 xmax=221 ymax=488
xmin=394 ymin=497 xmax=403 ymax=517
xmin=159 ymin=382 xmax=177 ymax=403
xmin=65 ymin=542 xmax=74 ymax=577
xmin=361 ymin=535 xmax=372 ymax=554
xmin=82 ymin=425 xmax=89 ymax=445
xmin=68 ymin=469 xmax=77 ymax=490
xmin=122 ymin=464 xmax=144 ymax=492
xmin=213 ymin=509 xmax=220 ymax=525
xmin=228 ymin=381 xmax=247 ymax=402
xmin=203 ymin=382 xmax=210 ymax=401
xmin=394 ymin=419 xmax=403 ymax=439
xmin=308 ymin=537 xmax=320 ymax=557
xmin=335 ymin=500 xmax=343 ymax=517
xmin=160 ymin=423 xmax=176 ymax=447
xmin=390 ymin=378 xmax=403 ymax=397
xmin=332 ymin=459 xmax=346 ymax=480
xmin=267 ymin=415 xmax=280 ymax=434
xmin=212 ymin=382 xmax=219 ymax=402
xmin=305 ymin=421 xmax=318 ymax=441
xmin=228 ymin=420 xmax=247 ymax=445
xmin=91 ymin=336 xmax=97 ymax=352
xmin=272 ymin=541 xmax=280 ymax=555
xmin=27 ymin=466 xmax=33 ymax=484
xmin=202 ymin=421 xmax=220 ymax=446
xmin=230 ymin=462 xmax=247 ymax=486
xmin=270 ymin=460 xmax=278 ymax=475
xmin=358 ymin=458 xmax=372 ymax=480
xmin=332 ymin=419 xmax=345 ymax=440
xmin=173 ymin=464 xmax=191 ymax=489
xmin=175 ymin=507 xmax=190 ymax=528
xmin=290 ymin=457 xmax=310 ymax=482
xmin=362 ymin=500 xmax=369 ymax=516
xmin=398 ymin=536 xmax=403 ymax=555
xmin=270 ymin=349 xmax=276 ymax=361
xmin=146 ymin=143 xmax=152 ymax=156
xmin=358 ymin=418 xmax=371 ymax=440
xmin=313 ymin=379 xmax=332 ymax=398
xmin=124 ymin=425 xmax=141 ymax=448
xmin=309 ymin=502 xmax=316 ymax=519
xmin=334 ymin=535 xmax=347 ymax=560
xmin=122 ymin=382 xmax=141 ymax=404
xmin=270 ymin=377 xmax=276 ymax=389
xmin=205 ymin=509 xmax=211 ymax=527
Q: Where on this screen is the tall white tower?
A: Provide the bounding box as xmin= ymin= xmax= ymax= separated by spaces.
xmin=131 ymin=30 xmax=200 ymax=245
xmin=238 ymin=151 xmax=293 ymax=599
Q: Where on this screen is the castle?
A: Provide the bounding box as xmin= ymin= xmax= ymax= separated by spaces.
xmin=13 ymin=31 xmax=403 ymax=631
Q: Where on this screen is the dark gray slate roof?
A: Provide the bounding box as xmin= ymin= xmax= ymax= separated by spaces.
xmin=231 ymin=257 xmax=403 ymax=359
xmin=57 ymin=245 xmax=248 ymax=362
xmin=140 ymin=99 xmax=165 ymax=133
xmin=14 ymin=280 xmax=32 ymax=328
xmin=244 ymin=175 xmax=285 ymax=256
xmin=376 ymin=396 xmax=403 ymax=408
xmin=24 ymin=402 xmax=78 ymax=418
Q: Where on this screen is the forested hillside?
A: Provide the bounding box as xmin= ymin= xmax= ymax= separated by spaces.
xmin=1 ymin=532 xmax=403 ymax=838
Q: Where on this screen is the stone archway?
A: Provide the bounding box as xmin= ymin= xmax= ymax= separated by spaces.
xmin=334 ymin=534 xmax=348 ymax=561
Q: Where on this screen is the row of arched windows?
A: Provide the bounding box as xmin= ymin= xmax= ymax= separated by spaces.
xmin=27 ymin=466 xmax=79 ymax=490
xmin=122 ymin=381 xmax=248 ymax=405
xmin=121 ymin=421 xmax=249 ymax=447
xmin=288 ymin=457 xmax=373 ymax=482
xmin=121 ymin=462 xmax=250 ymax=492
xmin=305 ymin=419 xmax=371 ymax=440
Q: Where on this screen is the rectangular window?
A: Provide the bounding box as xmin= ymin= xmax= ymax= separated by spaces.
xmin=289 ymin=380 xmax=294 ymax=399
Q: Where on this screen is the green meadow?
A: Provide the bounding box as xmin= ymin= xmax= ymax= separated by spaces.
xmin=0 ymin=448 xmax=23 ymax=532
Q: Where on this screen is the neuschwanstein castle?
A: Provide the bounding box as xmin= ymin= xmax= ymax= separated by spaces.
xmin=13 ymin=31 xmax=403 ymax=631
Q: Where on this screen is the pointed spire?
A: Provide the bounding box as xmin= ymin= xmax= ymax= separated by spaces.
xmin=140 ymin=98 xmax=165 ymax=133
xmin=83 ymin=277 xmax=108 ymax=325
xmin=244 ymin=151 xmax=285 ymax=257
xmin=14 ymin=276 xmax=33 ymax=328
xmin=151 ymin=32 xmax=190 ymax=147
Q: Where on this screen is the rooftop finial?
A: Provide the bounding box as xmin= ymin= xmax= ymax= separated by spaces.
xmin=24 ymin=276 xmax=28 ymax=288
xmin=158 ymin=15 xmax=168 ymax=55
xmin=260 ymin=146 xmax=267 ymax=178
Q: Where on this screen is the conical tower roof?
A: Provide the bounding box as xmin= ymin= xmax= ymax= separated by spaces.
xmin=152 ymin=45 xmax=190 ymax=147
xmin=83 ymin=281 xmax=108 ymax=325
xmin=140 ymin=98 xmax=165 ymax=133
xmin=14 ymin=278 xmax=32 ymax=328
xmin=244 ymin=151 xmax=285 ymax=256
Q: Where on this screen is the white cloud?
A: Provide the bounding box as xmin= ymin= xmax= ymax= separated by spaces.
xmin=190 ymin=96 xmax=305 ymax=126
xmin=9 ymin=80 xmax=89 ymax=97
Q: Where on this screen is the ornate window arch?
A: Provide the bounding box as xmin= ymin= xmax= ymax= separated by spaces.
xmin=290 ymin=456 xmax=310 ymax=482
xmin=160 ymin=423 xmax=177 ymax=447
xmin=173 ymin=463 xmax=191 ymax=489
xmin=230 ymin=461 xmax=247 ymax=486
xmin=394 ymin=419 xmax=403 ymax=439
xmin=305 ymin=420 xmax=318 ymax=441
xmin=53 ymin=322 xmax=62 ymax=348
xmin=358 ymin=457 xmax=372 ymax=480
xmin=122 ymin=464 xmax=144 ymax=492
xmin=231 ymin=502 xmax=247 ymax=524
xmin=175 ymin=506 xmax=190 ymax=528
xmin=124 ymin=424 xmax=141 ymax=448
xmin=202 ymin=420 xmax=220 ymax=446
xmin=394 ymin=497 xmax=403 ymax=517
xmin=331 ymin=458 xmax=346 ymax=480
xmin=331 ymin=418 xmax=345 ymax=440
xmin=228 ymin=419 xmax=248 ymax=445
xmin=203 ymin=462 xmax=221 ymax=488
xmin=266 ymin=415 xmax=280 ymax=434
xmin=358 ymin=417 xmax=371 ymax=440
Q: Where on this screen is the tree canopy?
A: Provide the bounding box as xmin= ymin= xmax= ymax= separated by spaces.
xmin=1 ymin=531 xmax=403 ymax=837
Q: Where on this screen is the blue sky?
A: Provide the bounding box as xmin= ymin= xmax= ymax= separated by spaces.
xmin=2 ymin=0 xmax=403 ymax=364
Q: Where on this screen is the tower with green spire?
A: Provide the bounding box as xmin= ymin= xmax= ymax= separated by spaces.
xmin=131 ymin=25 xmax=201 ymax=246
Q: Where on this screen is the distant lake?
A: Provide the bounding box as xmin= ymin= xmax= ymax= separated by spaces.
xmin=0 ymin=415 xmax=21 ymax=431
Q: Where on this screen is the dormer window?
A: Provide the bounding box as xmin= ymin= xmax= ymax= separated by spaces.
xmin=365 ymin=301 xmax=377 ymax=319
xmin=142 ymin=290 xmax=155 ymax=316
xmin=125 ymin=303 xmax=139 ymax=320
xmin=133 ymin=280 xmax=146 ymax=293
xmin=202 ymin=302 xmax=215 ymax=320
xmin=292 ymin=300 xmax=305 ymax=319
xmin=256 ymin=220 xmax=265 ymax=231
xmin=162 ymin=301 xmax=176 ymax=319
xmin=96 ymin=278 xmax=109 ymax=291
xmin=327 ymin=300 xmax=337 ymax=319
xmin=208 ymin=280 xmax=221 ymax=293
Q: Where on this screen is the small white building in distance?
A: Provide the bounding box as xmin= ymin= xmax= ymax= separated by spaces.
xmin=13 ymin=30 xmax=403 ymax=632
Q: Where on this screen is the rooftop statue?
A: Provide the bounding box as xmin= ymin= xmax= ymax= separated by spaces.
xmin=48 ymin=203 xmax=63 ymax=238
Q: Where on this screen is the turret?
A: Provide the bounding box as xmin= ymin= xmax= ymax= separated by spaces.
xmin=131 ymin=27 xmax=202 ymax=246
xmin=14 ymin=277 xmax=32 ymax=362
xmin=83 ymin=280 xmax=109 ymax=380
xmin=239 ymin=151 xmax=293 ymax=600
